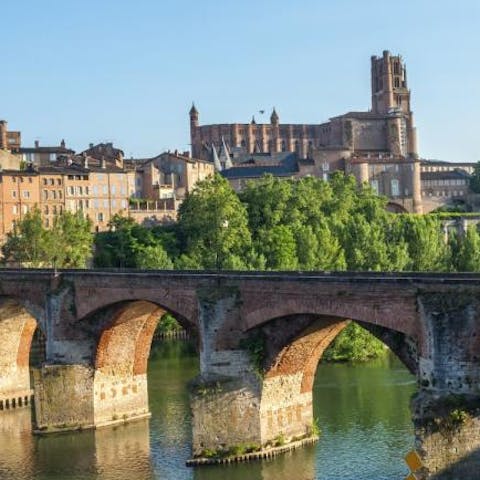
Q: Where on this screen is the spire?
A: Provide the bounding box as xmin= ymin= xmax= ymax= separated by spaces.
xmin=251 ymin=115 xmax=256 ymax=125
xmin=270 ymin=107 xmax=279 ymax=125
xmin=211 ymin=143 xmax=222 ymax=171
xmin=189 ymin=102 xmax=198 ymax=116
xmin=221 ymin=136 xmax=233 ymax=169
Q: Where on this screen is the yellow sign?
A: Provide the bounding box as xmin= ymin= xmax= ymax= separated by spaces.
xmin=405 ymin=450 xmax=423 ymax=472
xmin=404 ymin=474 xmax=418 ymax=480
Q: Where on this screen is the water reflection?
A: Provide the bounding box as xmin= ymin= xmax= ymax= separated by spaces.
xmin=0 ymin=408 xmax=35 ymax=479
xmin=0 ymin=341 xmax=415 ymax=480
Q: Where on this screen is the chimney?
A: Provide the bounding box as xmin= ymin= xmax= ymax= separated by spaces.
xmin=101 ymin=155 xmax=106 ymax=169
xmin=82 ymin=152 xmax=89 ymax=169
xmin=0 ymin=120 xmax=7 ymax=150
xmin=34 ymin=140 xmax=39 ymax=148
xmin=60 ymin=139 xmax=66 ymax=148
xmin=89 ymin=143 xmax=94 ymax=149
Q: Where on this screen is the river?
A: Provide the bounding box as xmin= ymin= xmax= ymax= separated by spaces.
xmin=0 ymin=340 xmax=416 ymax=480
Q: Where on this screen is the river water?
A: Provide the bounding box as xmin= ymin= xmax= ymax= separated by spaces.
xmin=0 ymin=340 xmax=416 ymax=480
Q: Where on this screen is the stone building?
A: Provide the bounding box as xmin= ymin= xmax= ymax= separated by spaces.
xmin=19 ymin=140 xmax=74 ymax=166
xmin=191 ymin=51 xmax=417 ymax=161
xmin=0 ymin=120 xmax=21 ymax=153
xmin=192 ymin=50 xmax=423 ymax=212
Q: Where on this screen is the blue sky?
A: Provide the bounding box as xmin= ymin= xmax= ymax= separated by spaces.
xmin=2 ymin=0 xmax=479 ymax=161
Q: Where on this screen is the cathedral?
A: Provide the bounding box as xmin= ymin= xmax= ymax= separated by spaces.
xmin=190 ymin=50 xmax=424 ymax=213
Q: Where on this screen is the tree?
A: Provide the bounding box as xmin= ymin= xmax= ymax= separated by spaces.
xmin=2 ymin=209 xmax=93 ymax=268
xmin=49 ymin=211 xmax=93 ymax=268
xmin=469 ymin=161 xmax=480 ymax=193
xmin=94 ymin=213 xmax=172 ymax=269
xmin=176 ymin=173 xmax=254 ymax=269
xmin=453 ymin=225 xmax=480 ymax=272
xmin=397 ymin=215 xmax=448 ymax=271
xmin=2 ymin=208 xmax=50 ymax=267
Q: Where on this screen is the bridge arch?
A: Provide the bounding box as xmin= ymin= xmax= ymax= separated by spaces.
xmin=0 ymin=296 xmax=45 ymax=410
xmin=77 ymin=298 xmax=198 ymax=427
xmin=253 ymin=313 xmax=418 ymax=388
xmin=240 ymin=312 xmax=419 ymax=445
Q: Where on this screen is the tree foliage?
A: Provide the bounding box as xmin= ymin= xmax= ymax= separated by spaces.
xmin=93 ymin=214 xmax=172 ymax=269
xmin=2 ymin=209 xmax=93 ymax=268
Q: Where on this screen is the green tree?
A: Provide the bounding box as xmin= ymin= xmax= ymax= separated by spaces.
xmin=49 ymin=211 xmax=93 ymax=268
xmin=323 ymin=322 xmax=386 ymax=362
xmin=397 ymin=215 xmax=448 ymax=271
xmin=94 ymin=214 xmax=172 ymax=269
xmin=453 ymin=225 xmax=480 ymax=271
xmin=2 ymin=209 xmax=93 ymax=268
xmin=469 ymin=161 xmax=480 ymax=193
xmin=255 ymin=224 xmax=298 ymax=270
xmin=135 ymin=244 xmax=173 ymax=269
xmin=2 ymin=208 xmax=50 ymax=267
xmin=176 ymin=173 xmax=254 ymax=269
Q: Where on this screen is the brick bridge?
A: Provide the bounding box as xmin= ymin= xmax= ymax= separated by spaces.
xmin=1 ymin=269 xmax=480 ymax=478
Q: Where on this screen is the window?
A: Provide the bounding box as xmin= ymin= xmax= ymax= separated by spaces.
xmin=12 ymin=191 xmax=16 ymax=198
xmin=44 ymin=206 xmax=49 ymax=214
xmin=49 ymin=153 xmax=56 ymax=162
xmin=97 ymin=212 xmax=104 ymax=222
xmin=43 ymin=190 xmax=48 ymax=200
xmin=49 ymin=178 xmax=54 ymax=186
xmin=94 ymin=199 xmax=99 ymax=208
xmin=12 ymin=205 xmax=18 ymax=214
xmin=102 ymin=185 xmax=108 ymax=195
xmin=121 ymin=199 xmax=127 ymax=209
xmin=103 ymin=199 xmax=108 ymax=208
xmin=57 ymin=179 xmax=62 ymax=185
xmin=22 ymin=190 xmax=30 ymax=199
xmin=29 ymin=177 xmax=33 ymax=184
xmin=112 ymin=199 xmax=116 ymax=208
xmin=53 ymin=205 xmax=57 ymax=214
xmin=370 ymin=179 xmax=379 ymax=193
xmin=58 ymin=190 xmax=62 ymax=199
xmin=85 ymin=186 xmax=90 ymax=195
xmin=52 ymin=191 xmax=57 ymax=199
xmin=111 ymin=185 xmax=116 ymax=195
xmin=391 ymin=179 xmax=400 ymax=196
xmin=69 ymin=186 xmax=74 ymax=196
xmin=93 ymin=185 xmax=99 ymax=195
xmin=43 ymin=178 xmax=48 ymax=185
xmin=22 ymin=205 xmax=28 ymax=214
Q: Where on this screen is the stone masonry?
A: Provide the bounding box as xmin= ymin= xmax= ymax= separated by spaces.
xmin=0 ymin=270 xmax=480 ymax=477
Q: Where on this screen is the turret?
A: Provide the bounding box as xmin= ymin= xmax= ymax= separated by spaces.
xmin=189 ymin=102 xmax=199 ymax=128
xmin=270 ymin=108 xmax=279 ymax=125
xmin=190 ymin=103 xmax=199 ymax=157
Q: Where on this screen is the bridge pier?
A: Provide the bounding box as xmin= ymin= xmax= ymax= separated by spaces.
xmin=190 ymin=351 xmax=315 ymax=458
xmin=411 ymin=293 xmax=480 ymax=478
xmin=33 ymin=365 xmax=150 ymax=432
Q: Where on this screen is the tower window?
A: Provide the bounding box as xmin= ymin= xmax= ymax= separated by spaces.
xmin=394 ymin=77 xmax=400 ymax=88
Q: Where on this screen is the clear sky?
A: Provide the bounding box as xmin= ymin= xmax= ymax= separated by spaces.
xmin=2 ymin=0 xmax=479 ymax=161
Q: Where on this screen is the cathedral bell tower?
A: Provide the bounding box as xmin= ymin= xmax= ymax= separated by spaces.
xmin=371 ymin=51 xmax=417 ymax=157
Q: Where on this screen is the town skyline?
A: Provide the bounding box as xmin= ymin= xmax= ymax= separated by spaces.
xmin=2 ymin=0 xmax=479 ymax=162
